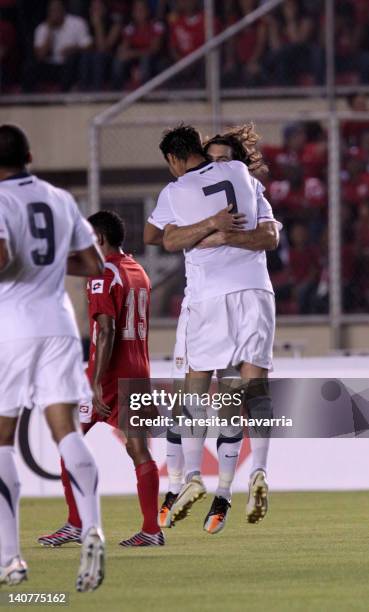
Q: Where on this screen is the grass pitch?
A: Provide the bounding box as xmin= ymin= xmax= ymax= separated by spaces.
xmin=4 ymin=492 xmax=369 ymax=611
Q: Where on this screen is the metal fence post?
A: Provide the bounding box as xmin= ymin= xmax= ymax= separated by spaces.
xmin=205 ymin=0 xmax=221 ymax=134
xmin=328 ymin=114 xmax=342 ymax=349
xmin=88 ymin=122 xmax=101 ymax=215
xmin=325 ymin=0 xmax=342 ymax=348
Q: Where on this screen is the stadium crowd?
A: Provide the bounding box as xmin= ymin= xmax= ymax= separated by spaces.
xmin=0 ymin=0 xmax=369 ymax=93
xmin=1 ymin=0 xmax=368 ymax=316
xmin=261 ymin=93 xmax=369 ymax=315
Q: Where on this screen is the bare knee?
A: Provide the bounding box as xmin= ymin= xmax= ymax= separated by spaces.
xmin=125 ymin=436 xmax=151 ymax=467
xmin=45 ymin=404 xmax=78 ymax=445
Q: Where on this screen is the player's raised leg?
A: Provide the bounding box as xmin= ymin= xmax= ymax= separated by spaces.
xmin=241 ymin=364 xmax=271 ymax=524
xmin=169 ymin=371 xmax=210 ymax=526
xmin=204 ymin=374 xmax=243 ymax=535
xmin=0 ymin=416 xmax=27 ymax=586
xmin=45 ymin=404 xmax=105 ymax=591
xmin=158 ymin=428 xmax=183 ymax=528
xmin=119 ymin=435 xmax=164 ymax=547
xmin=158 ymin=376 xmax=185 ymax=528
xmin=203 ymin=432 xmax=242 ymax=535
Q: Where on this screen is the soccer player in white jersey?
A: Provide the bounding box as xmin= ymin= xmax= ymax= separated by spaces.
xmin=145 ymin=124 xmax=280 ymax=533
xmin=0 ymin=125 xmax=105 ymax=591
xmin=150 ymin=124 xmax=279 ymax=527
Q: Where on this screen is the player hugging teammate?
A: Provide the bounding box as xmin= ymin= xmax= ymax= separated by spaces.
xmin=145 ymin=124 xmax=281 ymax=534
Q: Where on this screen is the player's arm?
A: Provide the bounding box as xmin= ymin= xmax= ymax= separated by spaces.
xmin=163 ymin=205 xmax=247 ymax=253
xmin=68 ymin=198 xmax=105 ymax=276
xmin=196 ymin=221 xmax=279 ymax=251
xmin=143 ymin=222 xmax=164 ymax=246
xmin=67 ymin=245 xmax=104 ymax=277
xmin=222 ymin=221 xmax=279 ymax=251
xmin=91 ymin=313 xmax=116 ymax=418
xmin=0 ymin=238 xmax=10 ymax=272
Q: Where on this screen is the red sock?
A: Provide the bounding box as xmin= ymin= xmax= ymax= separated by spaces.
xmin=136 ymin=460 xmax=159 ymax=535
xmin=60 ymin=458 xmax=82 ymax=529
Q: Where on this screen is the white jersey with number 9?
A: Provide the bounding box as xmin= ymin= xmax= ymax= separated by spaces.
xmin=0 ymin=173 xmax=96 ymax=342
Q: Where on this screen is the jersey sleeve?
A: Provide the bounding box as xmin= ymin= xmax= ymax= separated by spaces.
xmin=256 ymin=181 xmax=283 ymax=230
xmin=147 ymin=186 xmax=176 ymax=229
xmin=0 ymin=208 xmax=9 ymax=241
xmin=69 ymin=198 xmax=97 ymax=252
xmin=88 ymin=267 xmax=117 ymax=321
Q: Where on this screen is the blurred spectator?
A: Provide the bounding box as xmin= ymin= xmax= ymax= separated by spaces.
xmin=334 ymin=1 xmax=369 ymax=85
xmin=287 ymin=222 xmax=321 ymax=314
xmin=263 ymin=0 xmax=321 ymax=86
xmin=113 ymin=0 xmax=164 ymax=90
xmin=264 ymin=122 xmax=306 ymax=179
xmin=352 ymin=201 xmax=369 ymax=310
xmin=342 ymin=94 xmax=369 ymax=147
xmin=167 ymin=0 xmax=212 ymax=86
xmin=168 ymin=0 xmax=205 ymax=60
xmin=80 ymin=0 xmax=122 ymax=91
xmin=23 ymin=0 xmax=92 ymax=92
xmin=223 ymin=0 xmax=268 ymax=87
xmin=342 ymin=147 xmax=369 ymax=207
xmin=0 ymin=15 xmax=18 ymax=91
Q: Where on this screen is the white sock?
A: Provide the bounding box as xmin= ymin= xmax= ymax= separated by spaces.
xmin=166 ymin=432 xmax=184 ymax=494
xmin=250 ymin=436 xmax=269 ymax=476
xmin=0 ymin=447 xmax=20 ymax=566
xmin=181 ymin=435 xmax=206 ymax=482
xmin=181 ymin=398 xmax=207 ymax=482
xmin=216 ymin=435 xmax=242 ymax=500
xmin=246 ymin=384 xmax=272 ymax=477
xmin=59 ymin=432 xmax=101 ymax=540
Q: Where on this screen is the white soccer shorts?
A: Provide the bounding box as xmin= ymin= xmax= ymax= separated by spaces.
xmin=0 ymin=336 xmax=92 ymax=418
xmin=186 ymin=289 xmax=275 ymax=372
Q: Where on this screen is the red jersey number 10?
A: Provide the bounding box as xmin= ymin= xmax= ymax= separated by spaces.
xmin=122 ymin=287 xmax=148 ymax=341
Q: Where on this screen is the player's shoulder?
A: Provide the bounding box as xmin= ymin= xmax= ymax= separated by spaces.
xmin=251 ymin=176 xmax=265 ymax=194
xmin=159 ymin=182 xmax=175 ymax=197
xmin=34 ymin=177 xmax=74 ymax=202
xmin=123 ymin=254 xmax=151 ymax=285
xmin=227 ymin=159 xmax=249 ymax=174
xmin=87 ymin=262 xmax=118 ymax=296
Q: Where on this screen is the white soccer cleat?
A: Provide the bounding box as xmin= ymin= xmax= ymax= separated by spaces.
xmin=0 ymin=556 xmax=28 ymax=586
xmin=170 ymin=475 xmax=206 ymax=526
xmin=246 ymin=469 xmax=269 ymax=524
xmin=76 ymin=527 xmax=105 ymax=593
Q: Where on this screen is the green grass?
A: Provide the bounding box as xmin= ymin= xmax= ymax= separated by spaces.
xmin=3 ymin=492 xmax=369 ymax=612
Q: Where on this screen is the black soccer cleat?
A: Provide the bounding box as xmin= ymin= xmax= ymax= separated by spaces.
xmin=203 ymin=496 xmax=231 ymax=534
xmin=158 ymin=491 xmax=179 ymax=528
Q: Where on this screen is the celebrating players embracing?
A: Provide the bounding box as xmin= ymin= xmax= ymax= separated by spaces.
xmin=150 ymin=124 xmax=278 ymax=529
xmin=145 ymin=124 xmax=280 ymax=533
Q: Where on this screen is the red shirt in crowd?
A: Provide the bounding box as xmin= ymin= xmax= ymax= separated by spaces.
xmin=123 ymin=19 xmax=164 ymax=52
xmin=169 ymin=11 xmax=218 ymax=58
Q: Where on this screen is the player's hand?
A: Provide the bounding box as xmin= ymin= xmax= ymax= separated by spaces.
xmin=210 ymin=205 xmax=246 ymax=232
xmin=196 ymin=231 xmax=226 ymax=249
xmin=92 ymin=383 xmax=112 ymax=418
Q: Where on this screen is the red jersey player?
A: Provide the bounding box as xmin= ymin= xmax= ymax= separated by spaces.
xmin=38 ymin=210 xmax=164 ymax=547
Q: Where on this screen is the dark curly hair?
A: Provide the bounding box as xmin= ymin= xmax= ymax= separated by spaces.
xmin=88 ymin=210 xmax=125 ymax=248
xmin=204 ymin=123 xmax=269 ymax=179
xmin=159 ymin=124 xmax=205 ymax=161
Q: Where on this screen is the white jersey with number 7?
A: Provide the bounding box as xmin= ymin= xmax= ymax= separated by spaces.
xmin=152 ymin=160 xmax=276 ymax=303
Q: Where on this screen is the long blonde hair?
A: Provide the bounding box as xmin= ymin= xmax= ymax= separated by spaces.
xmin=204 ymin=122 xmax=269 ymax=180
